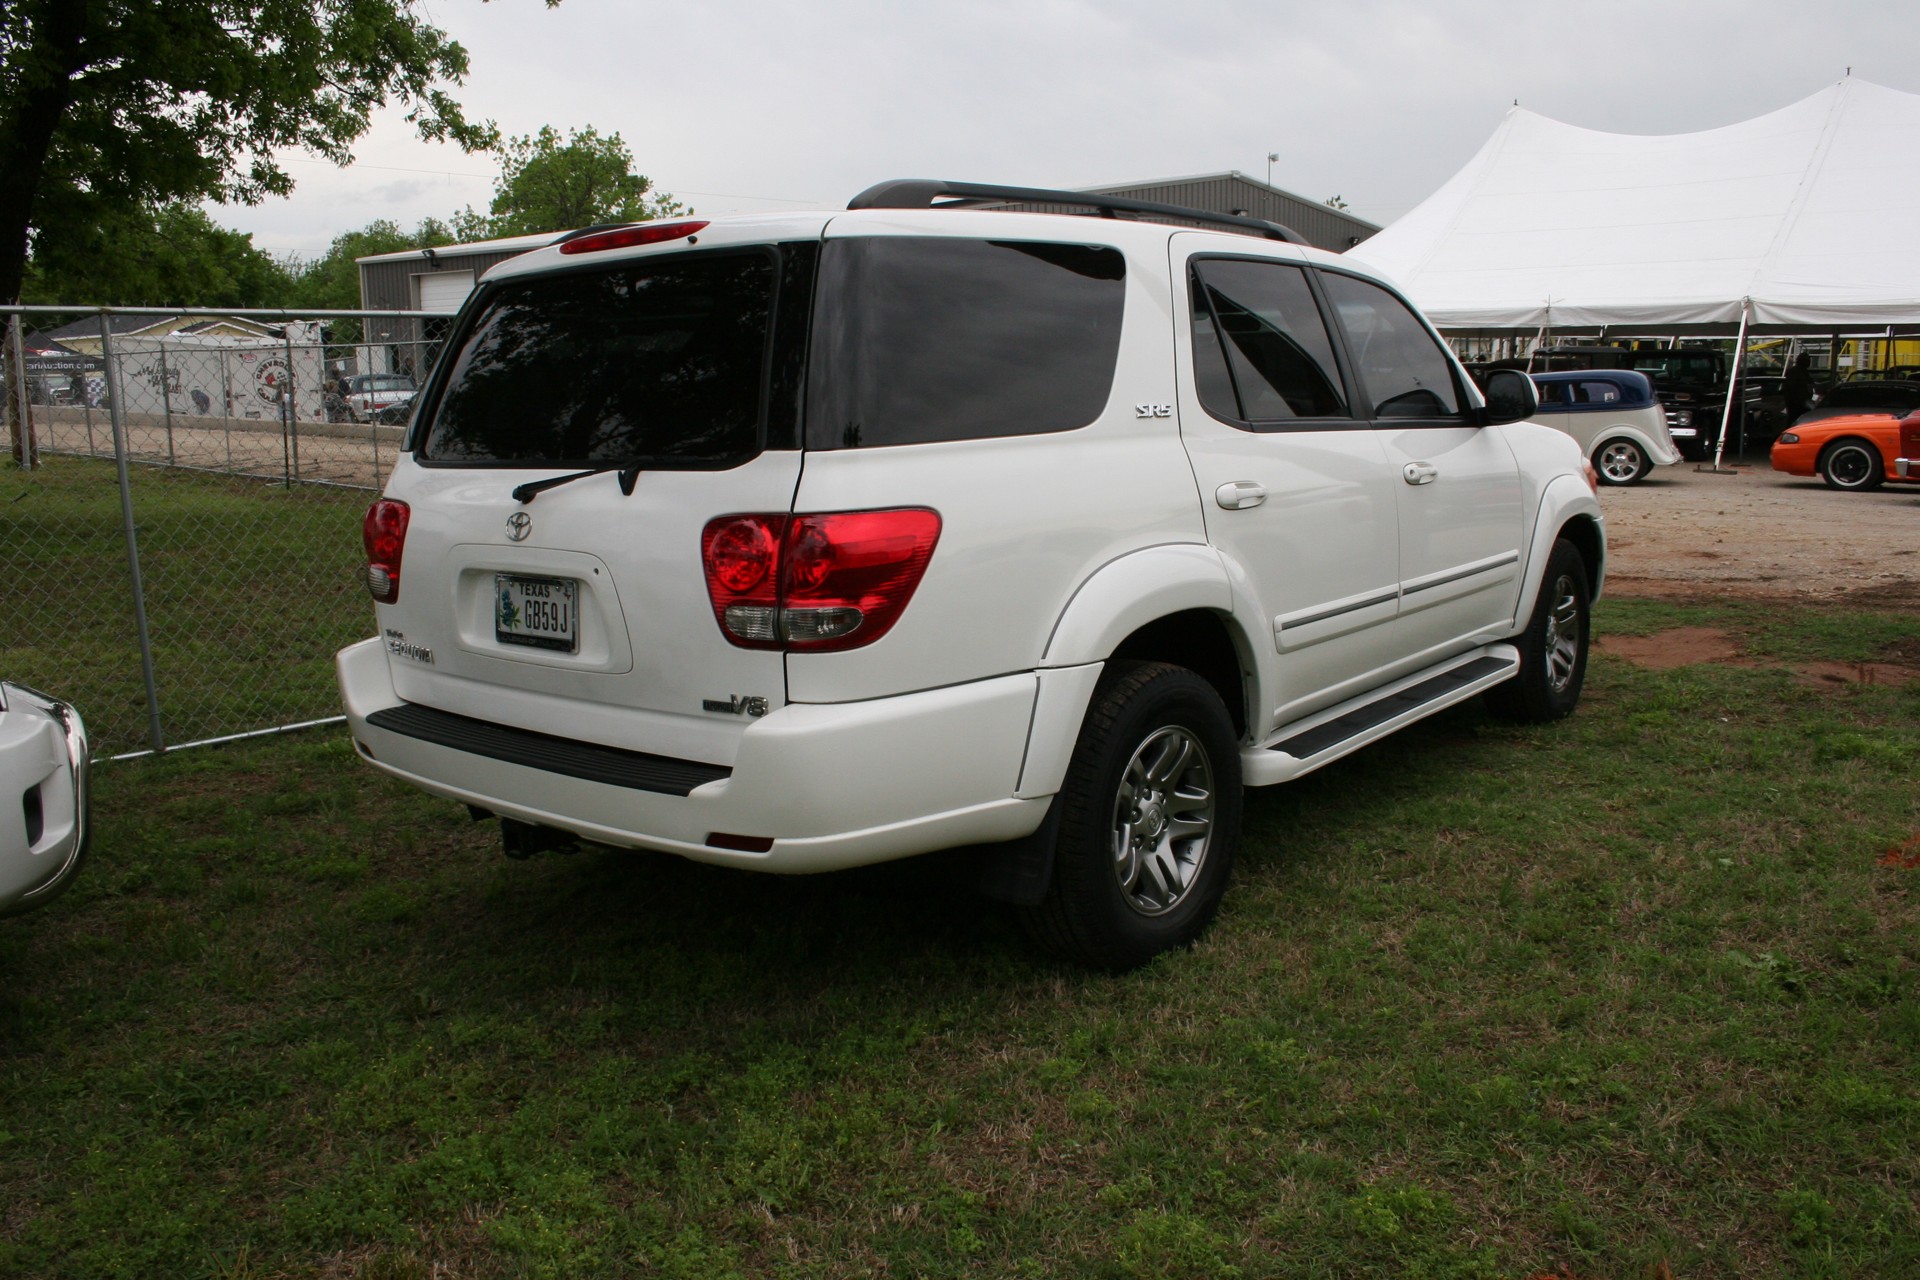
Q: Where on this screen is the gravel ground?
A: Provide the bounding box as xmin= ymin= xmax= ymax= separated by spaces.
xmin=1597 ymin=456 xmax=1919 ymax=604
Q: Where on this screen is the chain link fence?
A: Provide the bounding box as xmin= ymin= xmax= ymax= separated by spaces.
xmin=3 ymin=305 xmax=454 ymax=759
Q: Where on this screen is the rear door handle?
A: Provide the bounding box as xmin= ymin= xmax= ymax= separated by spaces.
xmin=1215 ymin=481 xmax=1267 ymax=510
xmin=1403 ymin=462 xmax=1439 ymax=485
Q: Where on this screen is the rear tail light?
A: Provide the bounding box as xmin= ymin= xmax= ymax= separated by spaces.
xmin=558 ymin=220 xmax=709 ymax=255
xmin=363 ymin=498 xmax=411 ymax=603
xmin=701 ymin=509 xmax=941 ymax=651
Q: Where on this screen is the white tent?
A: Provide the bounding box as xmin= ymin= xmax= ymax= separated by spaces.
xmin=1347 ymin=78 xmax=1920 ymax=334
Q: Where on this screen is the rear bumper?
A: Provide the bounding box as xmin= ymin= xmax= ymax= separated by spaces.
xmin=337 ymin=638 xmax=1050 ymax=873
xmin=0 ymin=683 xmax=91 ymax=916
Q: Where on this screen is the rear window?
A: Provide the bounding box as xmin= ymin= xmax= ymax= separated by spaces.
xmin=417 ymin=250 xmax=777 ymax=466
xmin=805 ymin=237 xmax=1125 ymax=449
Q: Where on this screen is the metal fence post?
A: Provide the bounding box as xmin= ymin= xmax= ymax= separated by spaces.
xmin=81 ymin=333 xmax=98 ymax=456
xmin=99 ymin=313 xmax=166 ymax=755
xmin=158 ymin=340 xmax=177 ymax=467
xmin=7 ymin=312 xmax=36 ymax=470
xmin=284 ymin=326 xmax=301 ymax=484
xmin=219 ymin=346 xmax=232 ymax=472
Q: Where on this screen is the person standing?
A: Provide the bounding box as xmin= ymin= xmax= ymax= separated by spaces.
xmin=1782 ymin=352 xmax=1813 ymax=430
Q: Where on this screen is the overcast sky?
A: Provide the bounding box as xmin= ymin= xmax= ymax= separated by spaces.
xmin=220 ymin=0 xmax=1920 ymax=261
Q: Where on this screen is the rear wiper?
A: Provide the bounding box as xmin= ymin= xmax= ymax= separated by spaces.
xmin=511 ymin=464 xmax=645 ymax=504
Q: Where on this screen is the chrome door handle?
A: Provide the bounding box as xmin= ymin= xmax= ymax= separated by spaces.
xmin=1403 ymin=462 xmax=1438 ymax=485
xmin=1215 ymin=481 xmax=1267 ymax=510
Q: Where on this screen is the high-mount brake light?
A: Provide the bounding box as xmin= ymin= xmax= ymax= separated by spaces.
xmin=363 ymin=498 xmax=411 ymax=603
xmin=700 ymin=509 xmax=942 ymax=652
xmin=557 ymin=220 xmax=710 ymax=255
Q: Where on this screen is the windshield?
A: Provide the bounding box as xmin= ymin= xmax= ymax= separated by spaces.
xmin=417 ymin=249 xmax=778 ymax=467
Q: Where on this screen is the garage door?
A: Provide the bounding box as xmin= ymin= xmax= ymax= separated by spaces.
xmin=416 ymin=270 xmax=476 ymax=313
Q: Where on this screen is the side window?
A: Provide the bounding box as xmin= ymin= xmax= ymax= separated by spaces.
xmin=1319 ymin=272 xmax=1463 ymax=419
xmin=805 ymin=238 xmax=1125 ymax=449
xmin=1189 ymin=259 xmax=1346 ymax=424
xmin=1531 ymin=379 xmax=1563 ymax=407
xmin=1573 ymin=379 xmax=1620 ymax=405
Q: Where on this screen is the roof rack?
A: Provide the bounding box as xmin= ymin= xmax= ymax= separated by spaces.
xmin=847 ymin=179 xmax=1310 ymax=246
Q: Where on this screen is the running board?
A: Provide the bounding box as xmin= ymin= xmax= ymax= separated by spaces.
xmin=1241 ymin=646 xmax=1520 ymax=786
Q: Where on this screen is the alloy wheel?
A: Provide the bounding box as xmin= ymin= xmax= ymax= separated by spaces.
xmin=1110 ymin=726 xmax=1216 ymax=916
xmin=1543 ymin=573 xmax=1581 ymax=693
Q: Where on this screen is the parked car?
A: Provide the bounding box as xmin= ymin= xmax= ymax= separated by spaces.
xmin=1480 ymin=345 xmax=1780 ymax=459
xmin=1771 ymin=408 xmax=1920 ymax=490
xmin=344 ymin=373 xmax=418 ymax=423
xmin=369 ymin=398 xmax=415 ymax=427
xmin=1898 ymin=415 xmax=1920 ymax=480
xmin=1 ymin=682 xmax=90 ymax=919
xmin=1530 ymin=369 xmax=1680 ymax=485
xmin=338 ymin=179 xmax=1604 ymax=969
xmin=1794 ymin=379 xmax=1920 ymax=428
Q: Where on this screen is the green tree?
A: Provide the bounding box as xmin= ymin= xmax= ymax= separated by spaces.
xmin=21 ymin=202 xmax=296 ymax=307
xmin=0 ymin=0 xmax=531 ymax=307
xmin=289 ymin=218 xmax=458 ymax=313
xmin=463 ymin=125 xmax=685 ymax=238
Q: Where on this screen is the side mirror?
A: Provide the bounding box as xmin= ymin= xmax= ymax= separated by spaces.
xmin=1482 ymin=368 xmax=1538 ymax=425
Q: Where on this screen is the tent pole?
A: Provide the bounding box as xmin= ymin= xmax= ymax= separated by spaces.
xmin=1703 ymin=300 xmax=1751 ymax=473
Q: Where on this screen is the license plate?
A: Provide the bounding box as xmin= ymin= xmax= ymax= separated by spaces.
xmin=494 ymin=574 xmax=579 ymax=652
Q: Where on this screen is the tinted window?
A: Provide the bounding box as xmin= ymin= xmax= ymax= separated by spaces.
xmin=1320 ymin=273 xmax=1462 ymax=419
xmin=419 ymin=251 xmax=776 ymax=466
xmin=1573 ymin=379 xmax=1622 ymax=404
xmin=1531 ymin=378 xmax=1566 ymax=407
xmin=806 ymin=238 xmax=1124 ymax=449
xmin=1190 ymin=259 xmax=1346 ymax=423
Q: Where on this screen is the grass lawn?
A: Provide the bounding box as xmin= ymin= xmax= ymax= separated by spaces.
xmin=1 ymin=596 xmax=1916 ymax=1279
xmin=2 ymin=456 xmax=369 ymax=757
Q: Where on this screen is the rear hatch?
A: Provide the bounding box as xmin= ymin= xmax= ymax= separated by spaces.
xmin=372 ymin=226 xmax=820 ymax=764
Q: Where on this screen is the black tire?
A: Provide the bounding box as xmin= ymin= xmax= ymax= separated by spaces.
xmin=1819 ymin=439 xmax=1885 ymax=491
xmin=1485 ymin=538 xmax=1590 ymax=724
xmin=1020 ymin=662 xmax=1242 ymax=971
xmin=1592 ymin=437 xmax=1649 ymax=486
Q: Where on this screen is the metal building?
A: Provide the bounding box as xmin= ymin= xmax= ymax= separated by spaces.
xmin=355 ymin=231 xmax=558 ymax=316
xmin=354 ymin=232 xmax=558 ymax=377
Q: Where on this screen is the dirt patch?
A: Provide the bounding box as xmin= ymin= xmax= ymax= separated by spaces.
xmin=1880 ymin=835 xmax=1920 ymax=870
xmin=1793 ymin=660 xmax=1919 ymax=688
xmin=1599 ymin=625 xmax=1920 ymax=686
xmin=1596 ymin=626 xmax=1742 ymax=669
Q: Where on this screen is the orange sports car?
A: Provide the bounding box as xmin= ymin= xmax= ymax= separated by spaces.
xmin=1770 ymin=409 xmax=1920 ymax=491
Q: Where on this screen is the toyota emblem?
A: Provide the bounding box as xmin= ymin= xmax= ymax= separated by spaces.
xmin=505 ymin=511 xmax=532 ymax=542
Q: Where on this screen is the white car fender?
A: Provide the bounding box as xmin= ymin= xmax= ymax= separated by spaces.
xmin=1512 ymin=473 xmax=1606 ymax=628
xmin=1587 ymin=421 xmax=1681 ymax=468
xmin=1015 ymin=543 xmax=1234 ymax=799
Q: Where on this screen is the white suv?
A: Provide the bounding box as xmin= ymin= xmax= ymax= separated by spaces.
xmin=338 ymin=180 xmax=1604 ymax=969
